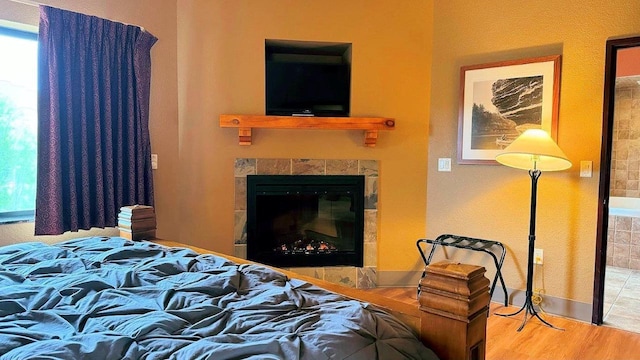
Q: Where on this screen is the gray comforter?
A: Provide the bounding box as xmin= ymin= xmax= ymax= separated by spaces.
xmin=0 ymin=237 xmax=437 ymax=360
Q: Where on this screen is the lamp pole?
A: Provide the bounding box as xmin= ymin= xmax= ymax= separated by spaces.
xmin=496 ymin=169 xmax=562 ymax=332
xmin=494 ymin=128 xmax=571 ymax=332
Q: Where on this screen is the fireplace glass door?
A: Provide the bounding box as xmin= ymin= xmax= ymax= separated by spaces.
xmin=247 ymin=175 xmax=364 ymax=268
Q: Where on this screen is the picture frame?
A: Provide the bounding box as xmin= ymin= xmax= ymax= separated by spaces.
xmin=457 ymin=55 xmax=561 ymax=164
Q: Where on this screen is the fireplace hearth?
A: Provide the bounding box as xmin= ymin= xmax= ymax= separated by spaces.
xmin=246 ymin=175 xmax=364 ymax=268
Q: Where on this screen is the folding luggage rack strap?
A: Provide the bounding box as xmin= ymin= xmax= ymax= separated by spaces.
xmin=416 ymin=234 xmax=508 ymax=306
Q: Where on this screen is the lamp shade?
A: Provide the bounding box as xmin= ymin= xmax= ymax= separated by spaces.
xmin=495 ymin=129 xmax=572 ymax=171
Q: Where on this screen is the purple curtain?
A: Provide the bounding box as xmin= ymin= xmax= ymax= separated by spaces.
xmin=35 ymin=6 xmax=157 ymax=235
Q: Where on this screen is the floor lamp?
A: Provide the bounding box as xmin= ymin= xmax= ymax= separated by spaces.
xmin=495 ymin=128 xmax=572 ymax=332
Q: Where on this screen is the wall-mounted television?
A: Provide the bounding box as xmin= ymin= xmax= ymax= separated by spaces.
xmin=266 ymin=39 xmax=352 ymax=117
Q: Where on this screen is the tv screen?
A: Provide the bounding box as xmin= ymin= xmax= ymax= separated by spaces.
xmin=265 ymin=40 xmax=351 ymax=117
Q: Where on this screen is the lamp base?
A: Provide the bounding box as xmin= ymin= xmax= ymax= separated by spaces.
xmin=496 ymin=294 xmax=563 ymax=332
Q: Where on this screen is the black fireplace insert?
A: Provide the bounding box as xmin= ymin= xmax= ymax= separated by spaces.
xmin=246 ymin=175 xmax=364 ymax=268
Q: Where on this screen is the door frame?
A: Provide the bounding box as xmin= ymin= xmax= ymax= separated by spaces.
xmin=593 ymin=35 xmax=640 ymax=325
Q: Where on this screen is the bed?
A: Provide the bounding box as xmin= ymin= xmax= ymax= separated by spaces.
xmin=0 ymin=237 xmax=489 ymax=359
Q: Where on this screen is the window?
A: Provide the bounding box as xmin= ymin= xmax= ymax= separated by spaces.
xmin=0 ymin=27 xmax=38 ymax=223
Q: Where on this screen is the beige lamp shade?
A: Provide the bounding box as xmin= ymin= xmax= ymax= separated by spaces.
xmin=495 ymin=129 xmax=572 ymax=171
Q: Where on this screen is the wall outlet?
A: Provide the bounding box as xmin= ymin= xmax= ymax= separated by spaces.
xmin=438 ymin=158 xmax=451 ymax=172
xmin=151 ymin=154 xmax=158 ymax=170
xmin=534 ymin=248 xmax=543 ymax=265
xmin=580 ymin=160 xmax=592 ymax=178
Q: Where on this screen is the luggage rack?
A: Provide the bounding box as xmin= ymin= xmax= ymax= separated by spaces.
xmin=416 ymin=234 xmax=508 ymax=306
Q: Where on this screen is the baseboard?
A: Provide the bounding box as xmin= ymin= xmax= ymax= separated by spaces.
xmin=492 ymin=288 xmax=592 ymax=323
xmin=377 ymin=270 xmax=592 ymax=323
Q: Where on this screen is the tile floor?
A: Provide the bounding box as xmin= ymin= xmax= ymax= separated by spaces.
xmin=604 ymin=266 xmax=640 ymax=333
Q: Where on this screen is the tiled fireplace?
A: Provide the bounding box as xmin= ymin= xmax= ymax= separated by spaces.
xmin=234 ymin=158 xmax=378 ymax=288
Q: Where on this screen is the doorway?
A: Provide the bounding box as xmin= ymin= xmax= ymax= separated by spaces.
xmin=593 ymin=36 xmax=640 ymax=330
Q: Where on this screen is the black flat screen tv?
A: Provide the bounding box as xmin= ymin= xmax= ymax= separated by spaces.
xmin=266 ymin=39 xmax=352 ymax=117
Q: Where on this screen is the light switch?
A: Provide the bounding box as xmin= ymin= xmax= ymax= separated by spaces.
xmin=438 ymin=158 xmax=451 ymax=172
xmin=151 ymin=154 xmax=158 ymax=170
xmin=580 ymin=160 xmax=592 ymax=178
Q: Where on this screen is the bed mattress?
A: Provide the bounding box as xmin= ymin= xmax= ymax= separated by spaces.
xmin=0 ymin=237 xmax=436 ymax=360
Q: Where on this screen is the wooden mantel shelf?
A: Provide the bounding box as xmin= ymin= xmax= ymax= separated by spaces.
xmin=219 ymin=114 xmax=395 ymax=147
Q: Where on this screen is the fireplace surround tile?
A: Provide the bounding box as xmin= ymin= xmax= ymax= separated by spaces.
xmin=364 ymin=242 xmax=377 ymax=267
xmin=235 ymin=158 xmax=256 ymax=176
xmin=234 ymin=210 xmax=247 ymax=244
xmin=357 ymin=267 xmax=377 ymax=289
xmin=325 ymin=266 xmax=357 ymax=287
xmin=234 ymin=177 xmax=247 ymax=210
xmin=359 ymin=160 xmax=378 ymax=176
xmin=364 ymin=210 xmax=377 ymax=244
xmin=365 ymin=177 xmax=378 ymax=209
xmin=326 ymin=159 xmax=359 ymax=175
xmin=234 ymin=244 xmax=247 ymax=259
xmin=256 ymin=159 xmax=291 ymax=175
xmin=234 ymin=158 xmax=379 ymax=288
xmin=292 ymin=159 xmax=325 ymax=175
xmin=287 ymin=267 xmax=325 ymax=280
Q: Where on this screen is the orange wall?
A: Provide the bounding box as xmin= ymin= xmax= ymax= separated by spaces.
xmin=176 ymin=0 xmax=433 ymax=271
xmin=428 ymin=0 xmax=640 ymax=304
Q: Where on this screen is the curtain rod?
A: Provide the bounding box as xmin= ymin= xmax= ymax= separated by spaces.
xmin=8 ymin=0 xmax=40 ymax=7
xmin=7 ymin=0 xmax=147 ymax=32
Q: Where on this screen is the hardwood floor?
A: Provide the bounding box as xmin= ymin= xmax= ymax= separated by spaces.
xmin=366 ymin=287 xmax=640 ymax=360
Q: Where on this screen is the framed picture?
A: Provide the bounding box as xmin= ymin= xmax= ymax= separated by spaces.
xmin=457 ymin=55 xmax=561 ymax=164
